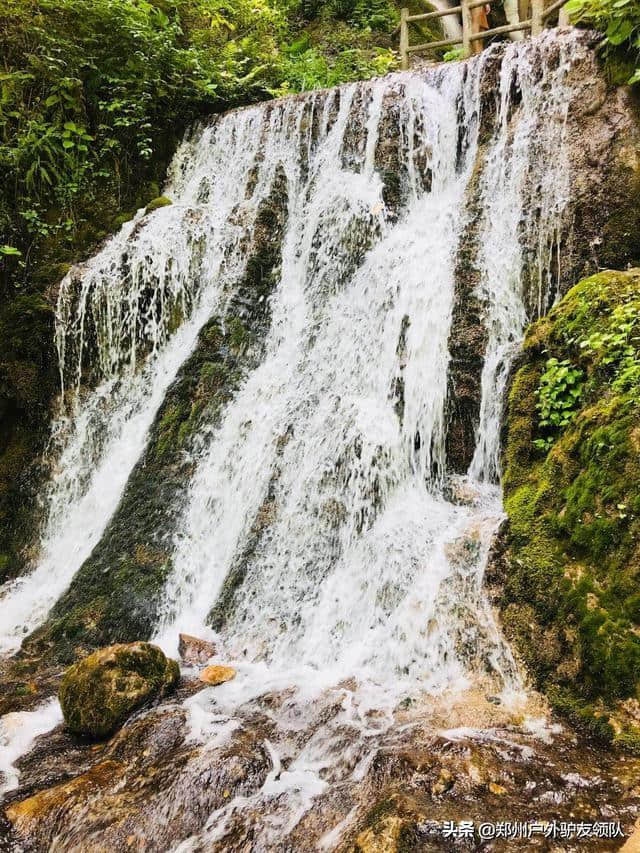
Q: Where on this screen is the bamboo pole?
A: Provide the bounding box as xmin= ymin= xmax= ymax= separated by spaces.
xmin=407 ymin=7 xmax=462 ymax=22
xmin=531 ymin=0 xmax=544 ymax=35
xmin=399 ymin=0 xmax=569 ymax=64
xmin=400 ymin=7 xmax=409 ymax=70
xmin=407 ymin=37 xmax=462 ymax=52
xmin=469 ymin=19 xmax=531 ymax=39
xmin=542 ymin=0 xmax=568 ymax=19
xmin=461 ymin=0 xmax=472 ymax=58
xmin=558 ymin=4 xmax=569 ymax=25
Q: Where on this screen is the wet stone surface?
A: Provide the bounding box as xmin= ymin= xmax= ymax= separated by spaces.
xmin=1 ymin=682 xmax=639 ymax=852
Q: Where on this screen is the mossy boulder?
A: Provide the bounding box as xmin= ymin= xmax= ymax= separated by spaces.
xmin=498 ymin=268 xmax=640 ymax=747
xmin=58 ymin=642 xmax=179 ymax=739
xmin=144 ymin=195 xmax=172 ymax=214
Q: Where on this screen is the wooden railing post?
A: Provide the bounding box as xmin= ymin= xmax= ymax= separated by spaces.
xmin=558 ymin=1 xmax=569 ymax=26
xmin=400 ymin=8 xmax=409 ymax=70
xmin=461 ymin=0 xmax=472 ymax=57
xmin=531 ymin=0 xmax=544 ymax=35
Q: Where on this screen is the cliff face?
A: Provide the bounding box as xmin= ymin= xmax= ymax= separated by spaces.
xmin=445 ymin=31 xmax=640 ymax=474
xmin=488 ymin=50 xmax=640 ymax=739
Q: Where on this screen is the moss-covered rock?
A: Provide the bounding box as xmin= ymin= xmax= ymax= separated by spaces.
xmin=144 ymin=195 xmax=172 ymax=214
xmin=498 ymin=268 xmax=640 ymax=747
xmin=58 ymin=642 xmax=179 ymax=739
xmin=0 ymin=293 xmax=57 ymax=584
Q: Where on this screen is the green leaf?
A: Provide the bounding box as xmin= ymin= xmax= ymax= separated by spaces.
xmin=606 ymin=17 xmax=633 ymax=45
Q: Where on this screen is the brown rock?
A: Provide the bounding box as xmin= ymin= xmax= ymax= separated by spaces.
xmin=431 ymin=767 xmax=454 ymax=796
xmin=178 ymin=633 xmax=216 ymax=665
xmin=353 ymin=816 xmax=404 ymax=853
xmin=620 ymin=817 xmax=640 ymax=852
xmin=5 ymin=760 xmax=122 ymax=835
xmin=199 ymin=665 xmax=236 ymax=686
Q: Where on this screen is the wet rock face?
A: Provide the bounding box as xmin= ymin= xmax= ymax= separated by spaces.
xmin=562 ymin=48 xmax=640 ymax=279
xmin=199 ymin=664 xmax=236 ymax=685
xmin=22 ymin=168 xmax=290 ymax=663
xmin=445 ymin=32 xmax=640 ymax=475
xmin=58 ymin=642 xmax=179 ymax=739
xmin=3 ymin=685 xmax=640 ymax=852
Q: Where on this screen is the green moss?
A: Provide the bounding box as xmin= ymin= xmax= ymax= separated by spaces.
xmin=58 ymin=642 xmax=179 ymax=739
xmin=501 ymin=269 xmax=640 ymax=746
xmin=364 ymin=797 xmax=396 ymax=828
xmin=144 ymin=196 xmax=172 ymax=214
xmin=613 ymin=726 xmax=640 ymax=756
xmin=547 ymin=687 xmax=615 ymax=744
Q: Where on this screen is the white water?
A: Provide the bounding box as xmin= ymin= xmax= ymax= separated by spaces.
xmin=0 ymin=34 xmax=581 ymax=675
xmin=0 ymin=110 xmax=268 ymax=654
xmin=0 ymin=698 xmax=62 ymax=796
xmin=154 ymin=34 xmax=577 ymax=695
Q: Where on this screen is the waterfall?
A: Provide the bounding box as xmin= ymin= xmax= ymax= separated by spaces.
xmin=1 ymin=32 xmax=579 ymax=701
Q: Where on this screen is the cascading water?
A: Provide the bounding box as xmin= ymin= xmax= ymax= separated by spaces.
xmin=1 ymin=32 xmax=589 ymax=848
xmin=154 ymin=73 xmax=512 ymax=692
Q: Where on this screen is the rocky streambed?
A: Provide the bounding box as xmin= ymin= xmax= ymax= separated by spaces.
xmin=1 ymin=662 xmax=640 ymax=852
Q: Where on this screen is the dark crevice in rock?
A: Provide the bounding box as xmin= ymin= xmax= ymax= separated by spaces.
xmin=445 ymin=163 xmax=488 ymax=475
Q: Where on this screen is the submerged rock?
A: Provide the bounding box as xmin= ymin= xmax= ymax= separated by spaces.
xmin=4 ymin=683 xmax=640 ymax=851
xmin=199 ymin=665 xmax=236 ymax=686
xmin=58 ymin=642 xmax=179 ymax=739
xmin=178 ymin=633 xmax=216 ymax=665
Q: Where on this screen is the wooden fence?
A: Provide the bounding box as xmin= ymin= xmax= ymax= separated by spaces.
xmin=400 ymin=0 xmax=570 ymax=68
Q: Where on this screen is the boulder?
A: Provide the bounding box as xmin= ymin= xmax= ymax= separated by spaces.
xmin=178 ymin=633 xmax=216 ymax=665
xmin=199 ymin=665 xmax=236 ymax=686
xmin=58 ymin=642 xmax=179 ymax=739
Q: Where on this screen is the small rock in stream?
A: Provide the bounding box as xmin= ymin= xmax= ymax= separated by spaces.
xmin=178 ymin=633 xmax=216 ymax=665
xmin=199 ymin=665 xmax=236 ymax=686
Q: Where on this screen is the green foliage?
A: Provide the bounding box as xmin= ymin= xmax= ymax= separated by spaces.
xmin=297 ymin=0 xmax=397 ymax=30
xmin=534 ymin=357 xmax=583 ymax=452
xmin=579 ymin=299 xmax=640 ymax=392
xmin=566 ymin=0 xmax=640 ymax=84
xmin=0 ymin=0 xmax=287 ymax=286
xmin=276 ymin=0 xmax=397 ymax=92
xmin=0 ymin=0 xmax=400 ymax=294
xmin=443 ymin=47 xmax=466 ymax=62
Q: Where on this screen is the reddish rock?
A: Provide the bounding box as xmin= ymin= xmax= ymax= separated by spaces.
xmin=178 ymin=634 xmax=216 ymax=665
